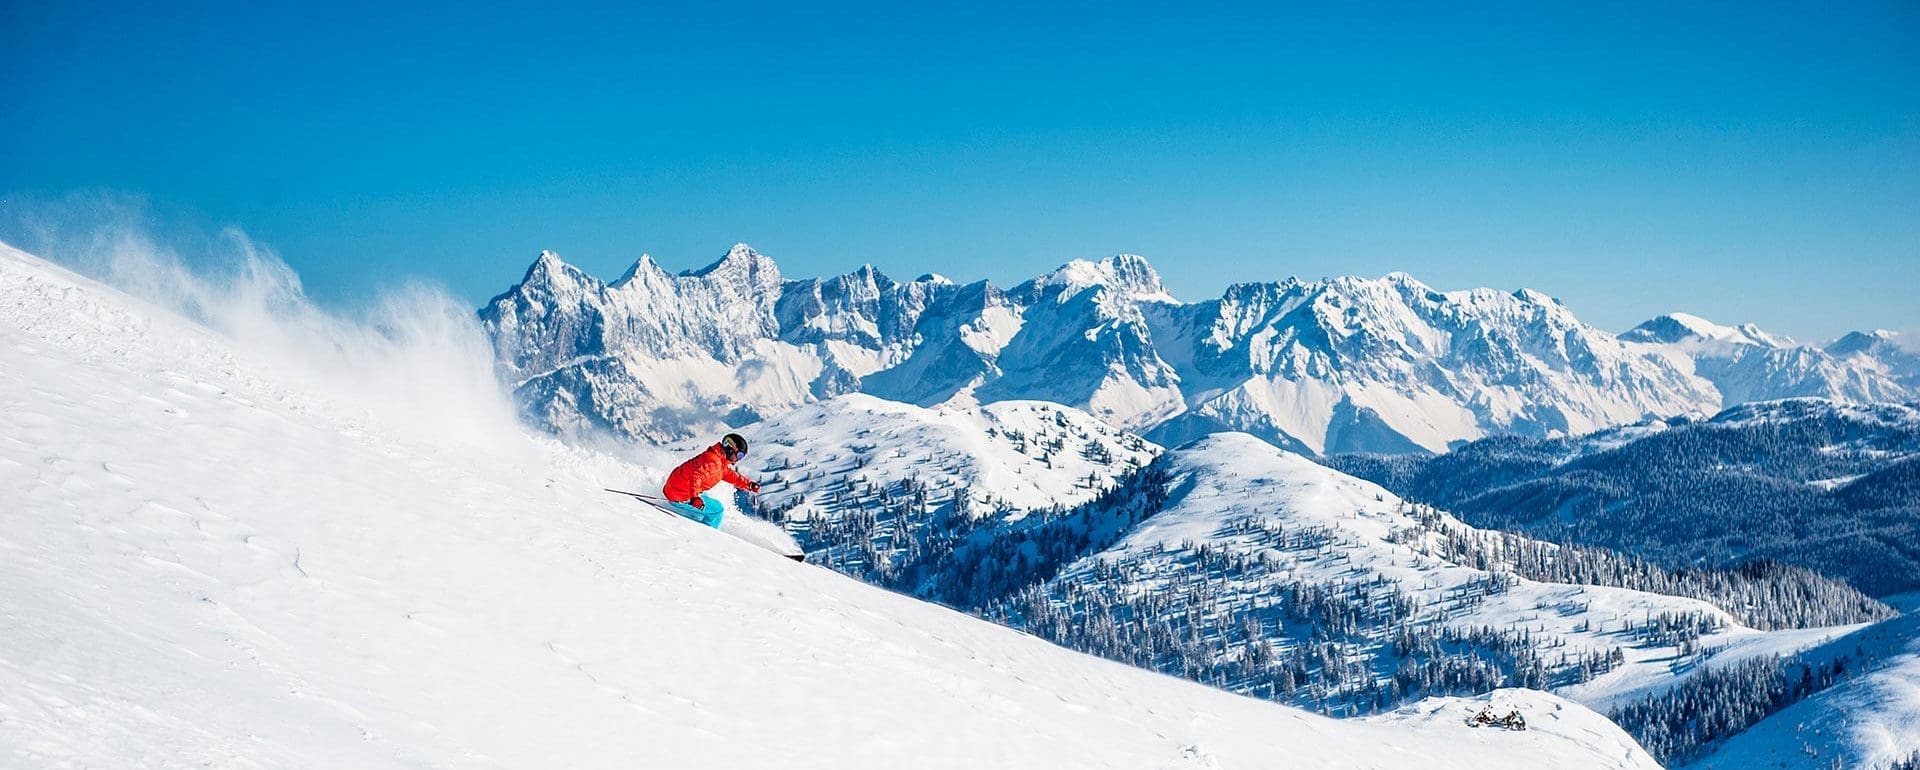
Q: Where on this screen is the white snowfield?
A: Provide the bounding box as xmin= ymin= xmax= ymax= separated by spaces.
xmin=748 ymin=393 xmax=1161 ymax=521
xmin=0 ymin=242 xmax=1661 ymax=768
xmin=1686 ymin=602 xmax=1920 ymax=770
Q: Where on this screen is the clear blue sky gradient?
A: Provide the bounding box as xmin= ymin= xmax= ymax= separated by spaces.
xmin=4 ymin=0 xmax=1916 ymax=341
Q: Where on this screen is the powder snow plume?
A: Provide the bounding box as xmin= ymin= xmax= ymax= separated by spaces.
xmin=1 ymin=193 xmax=525 ymax=454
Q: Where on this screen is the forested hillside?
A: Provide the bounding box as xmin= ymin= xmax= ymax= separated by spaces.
xmin=1330 ymin=400 xmax=1920 ymax=595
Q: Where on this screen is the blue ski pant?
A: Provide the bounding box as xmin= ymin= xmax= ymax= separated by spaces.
xmin=667 ymin=494 xmax=725 ymax=529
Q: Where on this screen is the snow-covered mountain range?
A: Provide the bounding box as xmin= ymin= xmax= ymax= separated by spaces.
xmin=1 ymin=239 xmax=1674 ymax=768
xmin=482 ymin=245 xmax=1915 ymax=454
xmin=1622 ymin=313 xmax=1911 ymax=405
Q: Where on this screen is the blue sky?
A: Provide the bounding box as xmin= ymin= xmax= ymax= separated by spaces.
xmin=4 ymin=0 xmax=1916 ymax=341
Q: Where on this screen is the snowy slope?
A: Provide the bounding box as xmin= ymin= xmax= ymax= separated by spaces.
xmin=750 ymin=394 xmax=1159 ymax=522
xmin=738 ymin=394 xmax=1159 ymax=591
xmin=1009 ymin=434 xmax=1863 ymax=715
xmin=0 ymin=242 xmax=1664 ymax=768
xmin=1685 ymin=601 xmax=1920 ymax=770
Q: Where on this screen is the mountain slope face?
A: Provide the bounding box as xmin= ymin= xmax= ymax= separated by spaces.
xmin=1331 ymin=398 xmax=1920 ymax=596
xmin=741 ymin=393 xmax=1161 ymax=595
xmin=487 ymin=246 xmax=1907 ymax=454
xmin=1145 ymin=275 xmax=1717 ymax=454
xmin=989 ymin=434 xmax=1874 ymax=718
xmin=1684 ymin=600 xmax=1920 ymax=770
xmin=0 ymin=242 xmax=1667 ymax=768
xmin=1623 ymin=313 xmax=1911 ymax=405
xmin=732 ymin=404 xmax=1882 ymax=742
xmin=481 ymin=245 xmax=981 ymax=440
xmin=1828 ymin=329 xmax=1920 ymax=393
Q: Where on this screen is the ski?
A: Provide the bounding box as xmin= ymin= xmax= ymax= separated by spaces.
xmin=603 ymin=487 xmax=668 ymax=504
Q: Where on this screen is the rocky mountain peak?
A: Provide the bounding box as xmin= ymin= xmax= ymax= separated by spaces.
xmin=480 ymin=243 xmax=1912 ymax=454
xmin=1828 ymin=329 xmax=1901 ymax=357
xmin=611 ymin=253 xmax=669 ymax=288
xmin=688 ymin=243 xmax=782 ymax=285
xmin=508 ymin=250 xmax=602 ymax=304
xmin=521 ymin=249 xmax=579 ymax=281
xmin=1035 ymin=254 xmax=1175 ymax=303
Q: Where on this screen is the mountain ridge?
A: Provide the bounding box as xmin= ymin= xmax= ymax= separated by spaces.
xmin=482 ymin=245 xmax=1914 ymax=453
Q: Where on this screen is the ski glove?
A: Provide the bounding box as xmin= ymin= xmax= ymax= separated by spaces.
xmin=688 ymin=496 xmax=705 ymax=510
xmin=742 ymin=480 xmax=761 ymax=493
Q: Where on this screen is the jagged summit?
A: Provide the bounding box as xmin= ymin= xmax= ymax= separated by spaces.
xmin=1032 ymin=253 xmax=1176 ymax=303
xmin=685 ymin=242 xmax=781 ymax=284
xmin=493 ymin=250 xmax=603 ymax=315
xmin=520 ymin=248 xmax=586 ymax=282
xmin=611 ymin=253 xmax=666 ymax=287
xmin=480 ymin=243 xmax=1914 ymax=453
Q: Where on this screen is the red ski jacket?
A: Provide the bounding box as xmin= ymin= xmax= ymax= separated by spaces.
xmin=662 ymin=443 xmax=756 ymax=504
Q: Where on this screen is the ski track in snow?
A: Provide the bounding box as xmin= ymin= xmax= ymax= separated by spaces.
xmin=0 ymin=243 xmax=1664 ymax=768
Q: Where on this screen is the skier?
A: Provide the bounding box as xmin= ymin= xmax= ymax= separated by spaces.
xmin=660 ymin=433 xmax=760 ymax=529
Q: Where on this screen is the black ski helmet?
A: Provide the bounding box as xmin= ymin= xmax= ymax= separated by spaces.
xmin=720 ymin=433 xmax=748 ymax=461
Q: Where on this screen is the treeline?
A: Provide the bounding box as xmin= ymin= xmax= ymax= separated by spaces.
xmin=983 ymin=503 xmax=1641 ymax=715
xmin=1610 ymin=652 xmax=1854 ymax=766
xmin=1385 ymin=502 xmax=1894 ymax=629
xmin=1330 ymin=403 xmax=1920 ymax=595
xmin=912 ymin=462 xmax=1169 ymax=609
